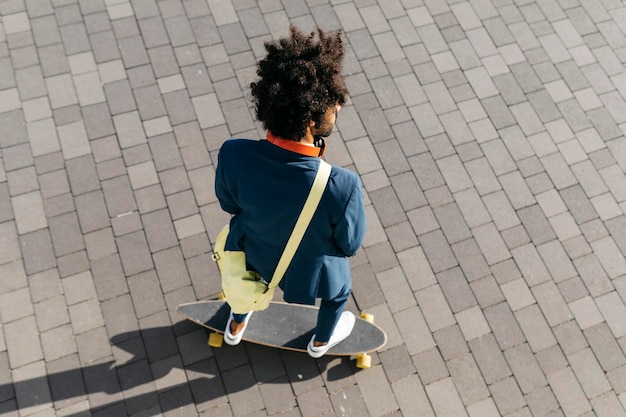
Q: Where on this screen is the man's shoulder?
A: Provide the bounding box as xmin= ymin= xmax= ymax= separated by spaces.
xmin=219 ymin=138 xmax=266 ymax=159
xmin=329 ymin=164 xmax=360 ymax=190
xmin=221 ymin=138 xmax=262 ymax=150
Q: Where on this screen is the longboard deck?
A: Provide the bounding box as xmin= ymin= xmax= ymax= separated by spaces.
xmin=176 ymin=300 xmax=387 ymax=356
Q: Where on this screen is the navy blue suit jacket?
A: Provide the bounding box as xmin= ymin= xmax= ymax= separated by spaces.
xmin=215 ymin=138 xmax=366 ymax=305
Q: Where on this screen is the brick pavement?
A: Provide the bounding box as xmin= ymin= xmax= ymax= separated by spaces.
xmin=1 ymin=0 xmax=626 ymax=416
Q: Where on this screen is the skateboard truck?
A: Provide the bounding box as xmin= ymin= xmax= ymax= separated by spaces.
xmin=208 ymin=332 xmax=224 ymax=348
xmin=356 ymin=313 xmax=375 ymax=369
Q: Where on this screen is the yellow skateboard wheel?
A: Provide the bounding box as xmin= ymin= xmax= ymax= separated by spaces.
xmin=208 ymin=332 xmax=223 ymax=348
xmin=360 ymin=313 xmax=374 ymax=323
xmin=218 ymin=292 xmax=226 ymax=300
xmin=356 ymin=353 xmax=372 ymax=369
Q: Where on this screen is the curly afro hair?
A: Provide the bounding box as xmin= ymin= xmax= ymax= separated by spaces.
xmin=250 ymin=25 xmax=348 ymax=141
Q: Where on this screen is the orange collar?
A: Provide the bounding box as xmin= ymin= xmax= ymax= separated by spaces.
xmin=266 ymin=131 xmax=325 ymax=157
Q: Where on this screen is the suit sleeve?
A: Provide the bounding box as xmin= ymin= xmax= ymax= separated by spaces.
xmin=333 ymin=176 xmax=367 ymax=257
xmin=215 ymin=146 xmax=241 ymax=215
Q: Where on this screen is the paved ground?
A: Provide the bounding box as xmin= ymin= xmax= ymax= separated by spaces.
xmin=2 ymin=0 xmax=626 ymax=416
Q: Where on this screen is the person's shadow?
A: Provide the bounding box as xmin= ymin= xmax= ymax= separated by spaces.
xmin=2 ymin=323 xmax=356 ymax=416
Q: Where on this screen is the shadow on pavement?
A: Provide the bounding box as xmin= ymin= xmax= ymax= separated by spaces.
xmin=2 ymin=323 xmax=357 ymax=416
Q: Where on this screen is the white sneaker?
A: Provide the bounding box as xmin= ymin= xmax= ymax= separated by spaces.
xmin=224 ymin=311 xmax=253 ymax=346
xmin=307 ymin=311 xmax=355 ymax=358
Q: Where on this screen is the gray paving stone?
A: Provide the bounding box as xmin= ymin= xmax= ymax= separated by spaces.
xmin=416 ymin=229 xmax=456 ymax=274
xmin=89 ymin=254 xmax=125 ymax=303
xmin=437 ymin=267 xmax=478 ymax=314
xmin=375 ymin=266 xmax=413 ymax=314
xmin=73 ymin=190 xmax=109 ymax=234
xmin=0 ymin=352 xmax=15 ymax=404
xmin=153 ymin=246 xmax=191 ymax=293
xmin=473 ymin=222 xmax=511 ymax=266
xmin=30 ymin=14 xmax=60 ymax=47
xmin=103 ymin=79 xmax=136 ymax=116
xmin=0 ymin=111 xmax=27 ymax=148
xmin=187 ymin=361 xmax=229 ymax=414
xmin=491 ymin=376 xmax=528 ymax=416
xmin=123 ymin=271 xmax=165 ymax=318
xmin=526 ymin=385 xmax=561 ymax=417
xmin=186 ymin=15 xmax=218 ymax=48
xmin=79 ymin=105 xmax=113 ymax=142
xmin=158 ymin=385 xmax=197 ymax=416
xmin=448 ymin=352 xmax=490 ymax=405
xmin=569 ymin=347 xmax=612 ymax=400
xmin=49 ymin=212 xmax=84 ymax=257
xmin=369 ymin=186 xmax=406 ymax=228
xmin=589 ymin=108 xmax=622 ymax=139
xmin=2 ymin=145 xmax=31 ymax=179
xmin=95 ymin=158 xmax=124 ymax=183
xmin=412 ymin=347 xmax=448 ymax=386
xmin=0 ymin=184 xmax=14 ymax=221
xmin=7 ymin=166 xmax=38 ymax=197
xmin=5 ymin=315 xmax=43 ymax=368
xmin=512 ymin=243 xmax=553 ymax=287
xmin=424 ymin=185 xmax=454 ymax=210
xmin=60 ymin=270 xmax=93 ymax=307
xmin=485 ymin=302 xmax=526 ymax=351
xmin=483 ymin=191 xmax=520 ymax=232
xmin=585 ymin=323 xmax=626 ymax=373
xmin=15 ymin=65 xmax=46 ymax=101
xmin=328 ymin=385 xmax=368 ymax=417
xmin=425 ymin=377 xmax=469 ymax=417
xmin=41 ymin=194 xmax=72 ymax=223
xmin=607 ymin=364 xmax=626 ymax=395
xmin=559 ymin=99 xmax=594 ymax=133
xmin=506 ymin=343 xmax=548 ymax=396
xmin=469 ymin=275 xmax=505 ymax=309
xmin=116 ymin=359 xmax=160 ymax=414
xmin=57 ymin=249 xmax=90 ymax=279
xmin=99 ymin=296 xmax=139 ymax=348
xmin=354 ymin=365 xmax=398 ymax=416
xmin=18 ymin=228 xmax=55 ymax=275
xmin=68 ymin=297 xmax=104 ymax=335
xmin=111 ymin=14 xmax=141 ymax=39
xmin=60 ymin=22 xmax=91 ymax=55
xmin=83 ymin=9 xmax=111 ymax=34
xmin=9 ymin=44 xmax=37 ymax=70
xmin=575 ymin=252 xmax=613 ymax=296
xmin=297 ymin=387 xmax=334 ymax=417
xmin=11 ymin=361 xmax=51 ymax=416
xmin=548 ymin=366 xmax=592 ymax=417
xmin=518 ymin=204 xmax=558 ymax=245
xmin=83 ymin=227 xmax=116 ymax=262
xmin=113 ymin=230 xmax=151 ymax=277
xmin=38 ymin=41 xmax=70 ymax=75
xmin=0 ymin=286 xmax=31 ymax=325
xmin=55 ymin=3 xmax=82 ymax=26
xmin=517 ymin=304 xmax=558 ymax=353
xmin=148 ymin=44 xmax=179 ymax=79
xmin=137 ymin=16 xmax=168 ymax=49
xmin=162 ymin=89 xmax=196 ymax=126
xmin=433 ymin=324 xmax=469 ymax=362
xmin=134 ymin=185 xmax=166 ymax=217
xmin=111 ymin=210 xmax=143 ymax=237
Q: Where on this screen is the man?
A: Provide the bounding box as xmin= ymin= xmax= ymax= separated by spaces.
xmin=214 ymin=25 xmax=367 ymax=358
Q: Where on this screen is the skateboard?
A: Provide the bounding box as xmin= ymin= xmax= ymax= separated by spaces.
xmin=176 ymin=299 xmax=387 ymax=369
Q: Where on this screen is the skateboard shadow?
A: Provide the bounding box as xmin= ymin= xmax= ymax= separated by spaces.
xmin=2 ymin=323 xmax=354 ymax=416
